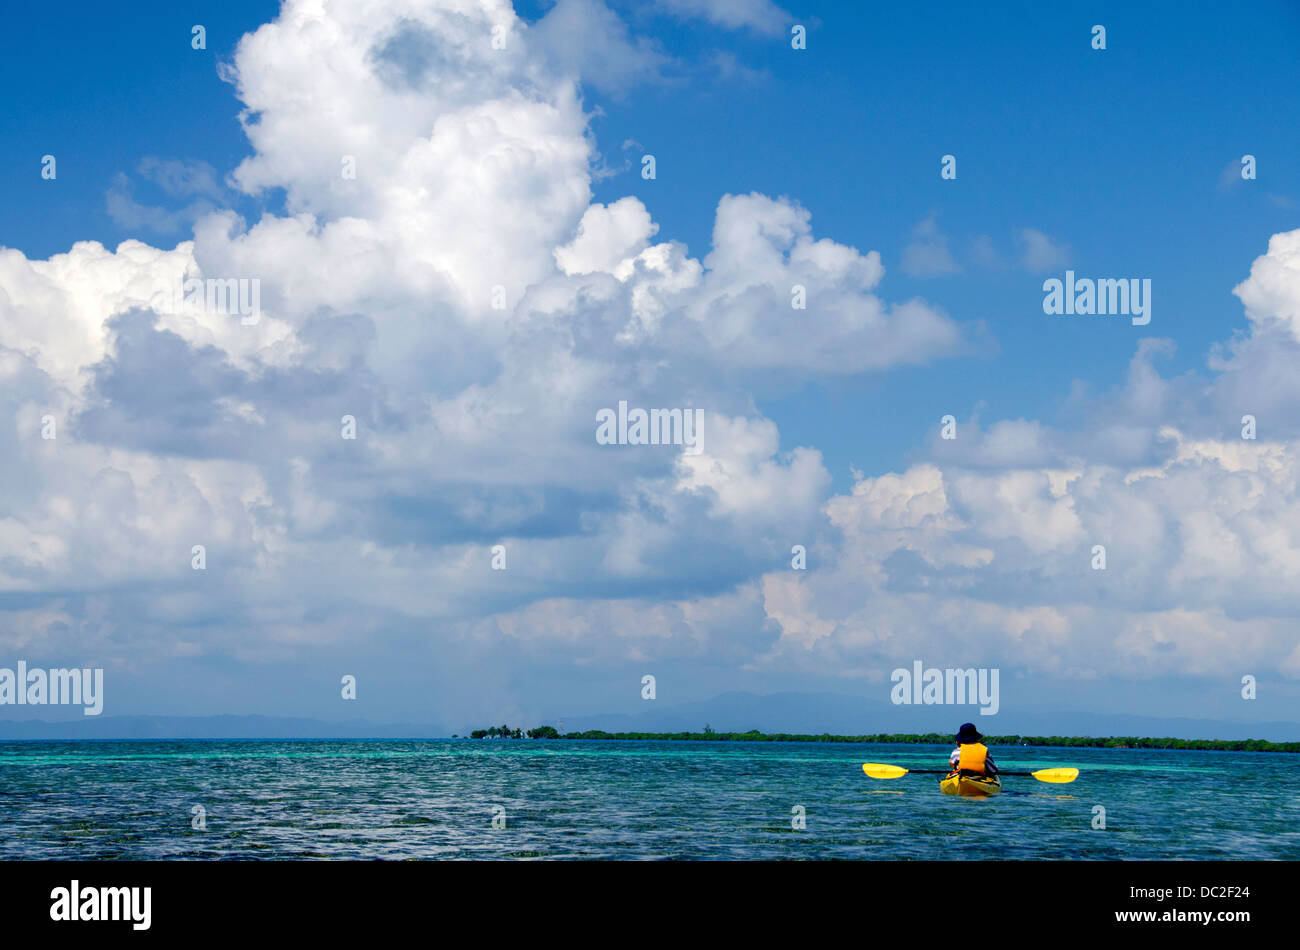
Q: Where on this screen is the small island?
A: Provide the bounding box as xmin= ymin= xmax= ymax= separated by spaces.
xmin=469 ymin=724 xmax=559 ymax=739
xmin=464 ymin=725 xmax=1300 ymax=753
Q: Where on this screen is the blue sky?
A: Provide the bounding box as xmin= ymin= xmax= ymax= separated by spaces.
xmin=1 ymin=0 xmax=1298 ymax=732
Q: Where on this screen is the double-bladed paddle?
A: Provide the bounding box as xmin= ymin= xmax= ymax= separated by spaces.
xmin=862 ymin=762 xmax=1079 ymax=783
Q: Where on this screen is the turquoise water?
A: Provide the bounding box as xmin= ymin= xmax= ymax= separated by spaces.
xmin=0 ymin=740 xmax=1296 ymax=859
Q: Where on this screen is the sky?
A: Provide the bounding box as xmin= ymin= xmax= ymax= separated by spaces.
xmin=1 ymin=0 xmax=1299 ymax=734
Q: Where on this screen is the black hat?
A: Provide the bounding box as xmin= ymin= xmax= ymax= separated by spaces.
xmin=955 ymin=722 xmax=982 ymax=743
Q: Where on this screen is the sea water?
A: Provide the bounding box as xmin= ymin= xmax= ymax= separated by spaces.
xmin=0 ymin=740 xmax=1295 ymax=860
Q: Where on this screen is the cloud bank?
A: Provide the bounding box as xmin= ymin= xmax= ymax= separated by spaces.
xmin=1 ymin=0 xmax=1297 ymax=719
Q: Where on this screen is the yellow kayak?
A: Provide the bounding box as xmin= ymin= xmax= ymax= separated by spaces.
xmin=939 ymin=771 xmax=1002 ymax=797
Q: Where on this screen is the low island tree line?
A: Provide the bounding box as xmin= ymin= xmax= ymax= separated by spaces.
xmin=469 ymin=725 xmax=560 ymax=740
xmin=463 ymin=725 xmax=1299 ymax=753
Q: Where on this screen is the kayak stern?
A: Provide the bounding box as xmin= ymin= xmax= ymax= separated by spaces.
xmin=939 ymin=771 xmax=1002 ymax=797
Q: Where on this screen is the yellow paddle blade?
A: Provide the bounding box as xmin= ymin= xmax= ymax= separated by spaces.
xmin=1030 ymin=767 xmax=1079 ymax=784
xmin=862 ymin=763 xmax=909 ymax=779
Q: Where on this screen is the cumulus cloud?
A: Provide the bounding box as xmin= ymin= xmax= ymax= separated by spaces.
xmin=761 ymin=422 xmax=1300 ymax=679
xmin=0 ymin=0 xmax=968 ymax=684
xmin=747 ymin=229 xmax=1300 ymax=681
xmin=1233 ymin=229 xmax=1300 ymax=342
xmin=2 ymin=0 xmax=1298 ymax=714
xmin=554 ymin=197 xmax=658 ymax=276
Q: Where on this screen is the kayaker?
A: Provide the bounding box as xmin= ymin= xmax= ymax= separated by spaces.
xmin=949 ymin=722 xmax=998 ymax=776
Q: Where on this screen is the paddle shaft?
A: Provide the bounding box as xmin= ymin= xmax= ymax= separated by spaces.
xmin=862 ymin=762 xmax=1079 ymax=783
xmin=894 ymin=769 xmax=956 ymax=774
xmin=890 ymin=769 xmax=1034 ymax=776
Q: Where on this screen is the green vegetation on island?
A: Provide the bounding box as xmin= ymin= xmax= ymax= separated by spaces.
xmin=469 ymin=724 xmax=559 ymax=739
xmin=466 ymin=725 xmax=1300 ymax=753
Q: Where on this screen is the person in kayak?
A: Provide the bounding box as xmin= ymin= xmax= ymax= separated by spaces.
xmin=949 ymin=722 xmax=998 ymax=776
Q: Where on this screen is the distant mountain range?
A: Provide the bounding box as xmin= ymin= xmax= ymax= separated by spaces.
xmin=1 ymin=692 xmax=1295 ymax=741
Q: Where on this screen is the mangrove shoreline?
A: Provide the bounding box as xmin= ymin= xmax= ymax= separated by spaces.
xmin=466 ymin=726 xmax=1300 ymax=753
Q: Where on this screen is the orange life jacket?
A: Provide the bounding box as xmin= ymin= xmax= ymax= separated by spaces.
xmin=957 ymin=742 xmax=988 ymax=774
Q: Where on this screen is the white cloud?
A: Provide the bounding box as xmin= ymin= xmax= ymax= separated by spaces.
xmin=554 ymin=197 xmax=658 ymax=276
xmin=1233 ymin=229 xmax=1300 ymax=342
xmin=754 ymin=421 xmax=1300 ymax=678
xmin=0 ymin=0 xmax=968 ymax=673
xmin=745 ymin=232 xmax=1300 ymax=680
xmin=3 ymin=0 xmax=1298 ymax=702
xmin=676 ymin=413 xmax=831 ymax=521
